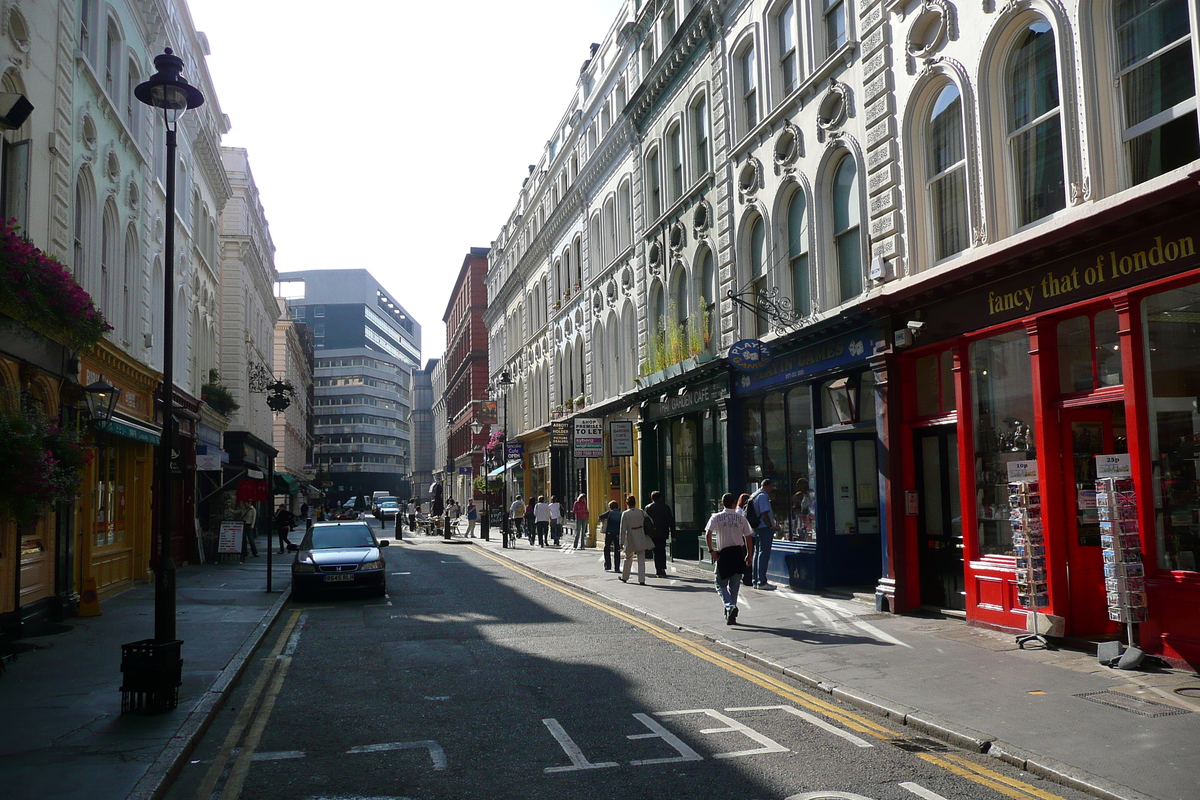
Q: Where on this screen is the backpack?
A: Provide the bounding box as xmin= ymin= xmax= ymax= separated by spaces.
xmin=745 ymin=491 xmax=763 ymax=528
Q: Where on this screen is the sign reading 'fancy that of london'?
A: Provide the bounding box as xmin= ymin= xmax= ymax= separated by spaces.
xmin=573 ymin=417 xmax=603 ymax=458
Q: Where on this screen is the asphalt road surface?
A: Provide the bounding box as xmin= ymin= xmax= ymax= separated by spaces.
xmin=163 ymin=532 xmax=1094 ymax=800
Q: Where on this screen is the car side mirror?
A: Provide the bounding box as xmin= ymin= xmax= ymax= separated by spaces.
xmin=378 ymin=539 xmax=390 ymax=547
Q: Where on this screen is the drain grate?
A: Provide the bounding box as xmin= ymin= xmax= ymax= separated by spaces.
xmin=1075 ymin=691 xmax=1191 ymax=717
xmin=889 ymin=737 xmax=952 ymax=753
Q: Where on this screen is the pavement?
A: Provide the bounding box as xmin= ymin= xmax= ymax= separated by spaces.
xmin=1 ymin=525 xmax=1198 ymax=800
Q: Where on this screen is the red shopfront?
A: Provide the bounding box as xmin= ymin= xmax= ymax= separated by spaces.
xmin=893 ymin=208 xmax=1200 ymax=667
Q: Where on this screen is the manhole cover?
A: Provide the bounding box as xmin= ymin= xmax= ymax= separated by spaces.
xmin=1175 ymin=686 xmax=1200 ymax=699
xmin=1075 ymin=691 xmax=1191 ymax=717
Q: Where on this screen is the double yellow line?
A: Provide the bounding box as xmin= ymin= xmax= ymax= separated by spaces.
xmin=476 ymin=548 xmax=1065 ymax=800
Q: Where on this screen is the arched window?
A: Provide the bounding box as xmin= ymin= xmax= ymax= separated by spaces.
xmin=646 ymin=148 xmax=662 ymax=220
xmin=589 ymin=213 xmax=602 ymax=274
xmin=666 ymin=123 xmax=684 ymax=201
xmin=73 ymin=171 xmax=95 ymax=285
xmin=1007 ymin=20 xmax=1065 ymax=226
xmin=126 ymin=60 xmax=140 ymax=138
xmin=591 ymin=322 xmax=605 ymax=399
xmin=697 ymin=247 xmax=717 ymax=353
xmin=692 ymin=95 xmax=710 ymax=175
xmin=776 ymin=1 xmax=799 ymax=94
xmin=622 ymin=304 xmax=638 ymax=391
xmin=672 ymin=266 xmax=690 ymax=358
xmin=104 ymin=17 xmax=121 ymax=101
xmin=649 ymin=279 xmax=666 ymax=368
xmin=617 ymin=181 xmax=632 ymax=251
xmin=832 ymin=157 xmax=862 ymax=303
xmin=787 ymin=191 xmax=810 ymax=316
xmin=1114 ymin=0 xmax=1197 ymax=185
xmin=124 ymin=223 xmax=138 ymax=344
xmin=927 ymin=83 xmax=969 ymax=260
xmin=101 ymin=200 xmax=119 ymax=336
xmin=738 ymin=42 xmax=759 ymax=133
xmin=573 ymin=235 xmax=583 ymax=286
xmin=603 ymin=195 xmax=617 ymax=265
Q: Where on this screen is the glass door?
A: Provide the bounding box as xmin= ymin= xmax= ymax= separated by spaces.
xmin=915 ymin=426 xmax=964 ymax=610
xmin=1060 ymin=403 xmax=1126 ymax=634
xmin=817 ymin=432 xmax=881 ymax=587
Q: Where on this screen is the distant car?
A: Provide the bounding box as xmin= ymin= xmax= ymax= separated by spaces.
xmin=373 ymin=496 xmax=398 ymax=516
xmin=291 ymin=521 xmax=389 ymax=599
xmin=377 ymin=502 xmax=400 ymax=520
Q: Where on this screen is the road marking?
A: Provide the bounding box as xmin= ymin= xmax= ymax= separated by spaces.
xmin=901 ymin=782 xmax=952 ymax=800
xmin=656 ymin=709 xmax=788 ymax=758
xmin=346 ymin=741 xmax=447 ymax=770
xmin=784 ymin=793 xmax=876 ymax=800
xmin=474 ymin=548 xmax=1073 ymax=800
xmin=541 ymin=718 xmax=619 ymax=773
xmin=627 ymin=712 xmax=704 ymax=765
xmin=726 ymin=705 xmax=873 ymax=748
xmin=281 ymin=611 xmax=306 ymax=657
xmin=250 ymin=750 xmax=305 ymax=761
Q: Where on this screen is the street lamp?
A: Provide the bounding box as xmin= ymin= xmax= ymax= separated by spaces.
xmin=470 ymin=418 xmax=487 ymax=541
xmin=129 ymin=48 xmax=204 ymax=714
xmin=495 ymin=370 xmax=514 ymax=548
xmin=81 ymin=376 xmax=120 ymax=619
xmin=83 ymin=375 xmax=121 ymax=426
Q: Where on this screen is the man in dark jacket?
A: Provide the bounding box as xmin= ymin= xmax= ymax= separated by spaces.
xmin=644 ymin=490 xmax=677 ymax=578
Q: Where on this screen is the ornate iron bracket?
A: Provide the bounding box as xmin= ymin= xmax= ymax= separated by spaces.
xmin=726 ymin=283 xmax=807 ymax=334
xmin=248 ymin=362 xmax=296 ymax=412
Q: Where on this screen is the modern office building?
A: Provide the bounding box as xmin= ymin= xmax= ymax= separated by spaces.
xmin=277 ymin=270 xmax=420 ymax=505
xmin=408 ymin=358 xmax=438 ymax=502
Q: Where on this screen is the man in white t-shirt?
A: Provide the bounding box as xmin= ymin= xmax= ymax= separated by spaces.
xmin=533 ymin=496 xmax=551 ymax=546
xmin=509 ymin=495 xmax=525 ymax=544
xmin=705 ymin=492 xmax=754 ymax=624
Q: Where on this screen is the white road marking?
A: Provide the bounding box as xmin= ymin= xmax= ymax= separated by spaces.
xmin=785 ymin=594 xmax=912 ymax=648
xmin=656 ymin=709 xmax=788 ymax=758
xmin=784 ymin=793 xmax=877 ymax=800
xmin=251 ymin=750 xmax=306 ymax=761
xmin=627 ymin=712 xmax=704 ymax=765
xmin=281 ymin=612 xmax=306 ymax=657
xmin=345 ymin=741 xmax=447 ymax=770
xmin=901 ymin=782 xmax=952 ymax=800
xmin=726 ymin=705 xmax=873 ymax=748
xmin=391 ymin=572 xmax=411 ymax=575
xmin=541 ymin=718 xmax=620 ymax=773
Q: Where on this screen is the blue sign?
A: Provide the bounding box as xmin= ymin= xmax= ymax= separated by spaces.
xmin=506 ymin=441 xmax=524 ymax=460
xmin=728 ymin=339 xmax=774 ymax=372
xmin=731 ymin=328 xmax=875 ymax=396
xmin=458 ymin=466 xmax=473 ymax=475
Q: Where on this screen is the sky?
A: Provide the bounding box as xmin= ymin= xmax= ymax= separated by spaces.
xmin=187 ymin=0 xmax=625 ymax=361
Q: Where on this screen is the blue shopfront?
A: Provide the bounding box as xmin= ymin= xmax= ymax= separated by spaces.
xmin=728 ymin=325 xmax=886 ymax=592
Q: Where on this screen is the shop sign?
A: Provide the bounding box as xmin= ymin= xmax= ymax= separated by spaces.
xmin=505 ymin=441 xmax=524 ymax=460
xmin=922 ymin=214 xmax=1199 ymax=338
xmin=1096 ymin=453 xmax=1132 ymax=480
xmin=83 ymin=365 xmax=150 ymax=419
xmin=218 ymin=521 xmax=244 ymax=554
xmin=550 ymin=421 xmax=572 ymax=448
xmin=728 ymin=339 xmax=773 ymax=371
xmin=645 ymin=377 xmax=730 ymax=421
xmin=610 ymin=420 xmax=635 ymax=457
xmin=532 ymin=450 xmax=550 ymax=469
xmin=480 ymin=400 xmax=497 ymax=424
xmin=196 ymin=446 xmax=223 ymax=471
xmin=458 ymin=466 xmax=473 ymax=475
xmin=731 ymin=328 xmax=874 ymax=396
xmin=573 ymin=417 xmax=603 ymax=459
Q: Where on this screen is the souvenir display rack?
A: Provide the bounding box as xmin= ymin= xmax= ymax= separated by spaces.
xmin=1097 ymin=477 xmax=1147 ymax=648
xmin=1011 ymin=480 xmax=1050 ymax=648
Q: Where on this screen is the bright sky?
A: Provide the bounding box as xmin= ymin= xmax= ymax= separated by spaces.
xmin=188 ymin=0 xmax=625 ymax=362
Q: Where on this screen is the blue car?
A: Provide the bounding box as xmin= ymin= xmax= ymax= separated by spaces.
xmin=291 ymin=521 xmax=389 ymax=599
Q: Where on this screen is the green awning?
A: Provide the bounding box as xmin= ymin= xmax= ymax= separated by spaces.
xmin=100 ymin=417 xmax=161 ymax=445
xmin=273 ymin=473 xmax=300 ymax=494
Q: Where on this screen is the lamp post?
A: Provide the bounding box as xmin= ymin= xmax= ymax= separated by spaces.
xmin=495 ymin=370 xmax=514 ymax=548
xmin=82 ymin=376 xmax=120 ymax=613
xmin=470 ymin=418 xmax=487 ymax=541
xmin=130 ymin=48 xmax=203 ymax=712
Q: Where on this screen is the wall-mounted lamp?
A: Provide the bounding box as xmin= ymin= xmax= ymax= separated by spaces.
xmin=83 ymin=375 xmax=121 ymax=427
xmin=0 ymin=92 xmax=33 ymax=130
xmin=825 ymin=377 xmax=858 ymax=425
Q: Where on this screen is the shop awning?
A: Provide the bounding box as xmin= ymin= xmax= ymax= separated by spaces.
xmin=236 ymin=479 xmax=269 ymax=503
xmin=487 ymin=459 xmax=523 ymax=477
xmin=273 ymin=473 xmax=300 ymax=494
xmin=100 ymin=417 xmax=161 ymax=445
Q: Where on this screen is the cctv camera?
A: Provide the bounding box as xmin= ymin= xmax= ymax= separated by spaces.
xmin=907 ymin=320 xmax=926 ymax=335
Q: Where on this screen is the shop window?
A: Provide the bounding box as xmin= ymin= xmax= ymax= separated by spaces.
xmin=970 ymin=330 xmax=1036 ymax=556
xmin=787 ymin=388 xmax=815 ymax=541
xmin=742 ymin=401 xmax=763 ymax=490
xmin=916 ymin=349 xmax=956 ymax=417
xmin=1057 ymin=309 xmax=1123 ymax=394
xmin=1142 ymin=282 xmax=1200 ymax=572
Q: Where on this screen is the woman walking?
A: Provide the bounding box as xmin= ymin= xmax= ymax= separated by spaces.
xmin=549 ymin=494 xmax=563 ymax=546
xmin=571 ymin=494 xmax=589 ymax=549
xmin=619 ymin=494 xmax=652 ymax=585
xmin=525 ymin=498 xmax=537 ymax=544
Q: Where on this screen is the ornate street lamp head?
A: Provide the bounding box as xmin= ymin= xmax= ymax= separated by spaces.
xmin=134 ymin=48 xmax=205 ymax=130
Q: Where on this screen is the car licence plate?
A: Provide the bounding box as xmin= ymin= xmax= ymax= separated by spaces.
xmin=324 ymin=574 xmax=354 ymax=582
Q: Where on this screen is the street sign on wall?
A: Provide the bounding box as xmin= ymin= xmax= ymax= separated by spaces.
xmin=574 ymin=418 xmax=603 ymax=459
xmin=609 ymin=420 xmax=634 ymax=458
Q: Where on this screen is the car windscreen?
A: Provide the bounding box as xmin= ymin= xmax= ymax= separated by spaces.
xmin=310 ymin=526 xmax=376 ymax=549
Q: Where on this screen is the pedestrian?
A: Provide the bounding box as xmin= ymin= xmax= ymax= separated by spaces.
xmin=598 ymin=500 xmax=622 ymax=571
xmin=571 ymin=493 xmax=589 ymax=549
xmin=241 ymin=502 xmax=259 ymax=559
xmin=406 ymin=498 xmax=417 ymax=533
xmin=534 ymin=495 xmax=551 ymax=546
xmin=644 ymin=490 xmax=677 ymax=578
xmin=274 ymin=503 xmax=294 ymax=554
xmin=619 ymin=494 xmax=652 ymax=585
xmin=746 ymin=479 xmax=777 ymax=589
xmin=509 ymin=494 xmax=525 ymax=543
xmin=705 ymin=492 xmax=754 ymax=624
xmin=525 ymin=498 xmax=537 ymax=544
xmin=315 ymin=505 xmax=325 ymax=522
xmin=300 ymin=501 xmax=309 ymax=522
xmin=465 ymin=499 xmax=478 ymax=538
xmin=445 ymin=498 xmax=460 ymax=538
xmin=549 ymin=494 xmax=563 ymax=545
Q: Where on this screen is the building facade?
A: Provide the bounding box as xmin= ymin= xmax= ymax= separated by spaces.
xmin=272 ymin=296 xmax=314 ymax=510
xmin=431 ymin=356 xmax=447 ymax=496
xmin=408 ymin=358 xmax=438 ymax=502
xmin=484 ymin=0 xmax=1200 ymax=666
xmin=444 ymin=248 xmax=491 ymax=505
xmin=278 ymin=269 xmax=420 ymax=506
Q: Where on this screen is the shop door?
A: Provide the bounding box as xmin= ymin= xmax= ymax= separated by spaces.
xmin=817 ymin=433 xmax=881 ymax=587
xmin=1060 ymin=404 xmax=1126 ymax=635
xmin=915 ymin=426 xmax=964 ymax=610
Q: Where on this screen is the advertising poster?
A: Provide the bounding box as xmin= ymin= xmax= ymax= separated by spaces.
xmin=218 ymin=521 xmax=244 ymax=554
xmin=574 ymin=418 xmax=603 ymax=459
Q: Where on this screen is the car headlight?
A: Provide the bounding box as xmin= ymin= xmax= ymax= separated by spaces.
xmin=360 ymin=559 xmax=384 ymax=571
xmin=293 ymin=563 xmax=317 ymax=573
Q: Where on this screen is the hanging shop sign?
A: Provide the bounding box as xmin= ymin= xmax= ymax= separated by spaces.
xmin=728 ymin=339 xmax=774 ymax=372
xmin=573 ymin=417 xmax=603 ymax=459
xmin=610 ymin=420 xmax=635 ymax=458
xmin=480 ymin=400 xmax=498 ymax=425
xmin=550 ymin=421 xmax=572 ymax=448
xmin=645 ymin=376 xmax=729 ymax=422
xmin=505 ymin=441 xmax=524 ymax=460
xmin=731 ymin=328 xmax=874 ymax=396
xmin=458 ymin=466 xmax=473 ymax=475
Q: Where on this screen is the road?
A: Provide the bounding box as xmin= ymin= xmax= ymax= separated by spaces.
xmin=164 ymin=527 xmax=1093 ymax=800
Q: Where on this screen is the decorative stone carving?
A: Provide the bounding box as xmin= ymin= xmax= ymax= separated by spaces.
xmin=1070 ymin=176 xmax=1092 ymax=205
xmin=815 ymin=79 xmax=851 ymax=142
xmin=736 ymin=156 xmax=763 ymax=203
xmin=692 ymin=200 xmax=712 ymax=241
xmin=669 ymin=220 xmax=686 ymax=253
xmin=647 ymin=240 xmax=663 ymax=272
xmin=80 ymin=111 xmax=98 ymax=152
xmin=773 ymin=120 xmax=802 ymax=175
xmin=906 ymin=0 xmax=955 ymax=61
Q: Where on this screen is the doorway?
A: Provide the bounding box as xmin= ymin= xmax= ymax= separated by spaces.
xmin=1060 ymin=403 xmax=1127 ymax=635
xmin=915 ymin=426 xmax=964 ymax=610
xmin=817 ymin=432 xmax=881 ymax=587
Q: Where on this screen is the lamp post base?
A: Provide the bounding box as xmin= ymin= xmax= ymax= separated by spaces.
xmin=119 ymin=638 xmax=183 ymax=714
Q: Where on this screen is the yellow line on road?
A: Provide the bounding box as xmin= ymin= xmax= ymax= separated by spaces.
xmin=476 ymin=547 xmax=1071 ymax=800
